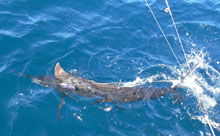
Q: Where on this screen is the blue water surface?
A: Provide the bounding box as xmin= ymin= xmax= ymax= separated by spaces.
xmin=0 ymin=0 xmax=220 ymax=135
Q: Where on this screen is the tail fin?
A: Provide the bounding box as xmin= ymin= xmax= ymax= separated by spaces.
xmin=54 ymin=63 xmax=68 ymax=76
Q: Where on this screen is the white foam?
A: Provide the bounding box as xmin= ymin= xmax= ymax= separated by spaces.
xmin=192 ymin=115 xmax=220 ymax=131
xmin=120 ymin=49 xmax=219 ymax=111
xmin=121 ymin=77 xmax=146 ymax=87
xmin=119 ymin=49 xmax=219 ymax=133
xmin=104 ymin=106 xmax=113 ymax=112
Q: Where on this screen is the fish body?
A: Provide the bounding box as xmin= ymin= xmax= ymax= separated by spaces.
xmin=14 ymin=63 xmax=177 ymax=118
xmin=53 ymin=63 xmax=175 ymax=102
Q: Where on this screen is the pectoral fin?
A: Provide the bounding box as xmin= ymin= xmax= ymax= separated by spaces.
xmin=57 ymin=93 xmax=65 ymax=120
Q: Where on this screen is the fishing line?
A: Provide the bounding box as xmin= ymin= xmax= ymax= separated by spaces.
xmin=145 ymin=0 xmax=182 ymax=68
xmin=164 ymin=0 xmax=190 ymax=69
xmin=171 ymin=61 xmax=201 ymax=89
xmin=199 ymin=100 xmax=216 ymax=136
xmin=165 ymin=1 xmax=216 ymax=134
xmin=144 ymin=1 xmax=216 ymax=135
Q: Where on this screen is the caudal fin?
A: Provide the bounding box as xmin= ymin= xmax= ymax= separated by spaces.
xmin=55 ymin=63 xmax=68 ymax=76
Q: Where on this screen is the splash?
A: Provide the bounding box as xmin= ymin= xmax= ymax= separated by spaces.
xmin=119 ymin=49 xmax=219 ymax=108
xmin=118 ymin=48 xmax=220 ymax=131
xmin=180 ymin=49 xmax=220 ymax=132
xmin=180 ymin=49 xmax=219 ymax=108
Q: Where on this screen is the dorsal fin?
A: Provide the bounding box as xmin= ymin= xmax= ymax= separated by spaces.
xmin=55 ymin=62 xmax=68 ymax=76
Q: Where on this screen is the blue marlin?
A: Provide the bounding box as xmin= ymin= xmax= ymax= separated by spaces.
xmin=14 ymin=62 xmax=179 ymax=118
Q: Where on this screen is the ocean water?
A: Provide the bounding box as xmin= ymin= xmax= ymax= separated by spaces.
xmin=0 ymin=0 xmax=220 ymax=135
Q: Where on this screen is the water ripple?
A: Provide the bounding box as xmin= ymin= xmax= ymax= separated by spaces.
xmin=0 ymin=29 xmax=29 ymax=38
xmin=1 ymin=0 xmax=220 ymax=135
